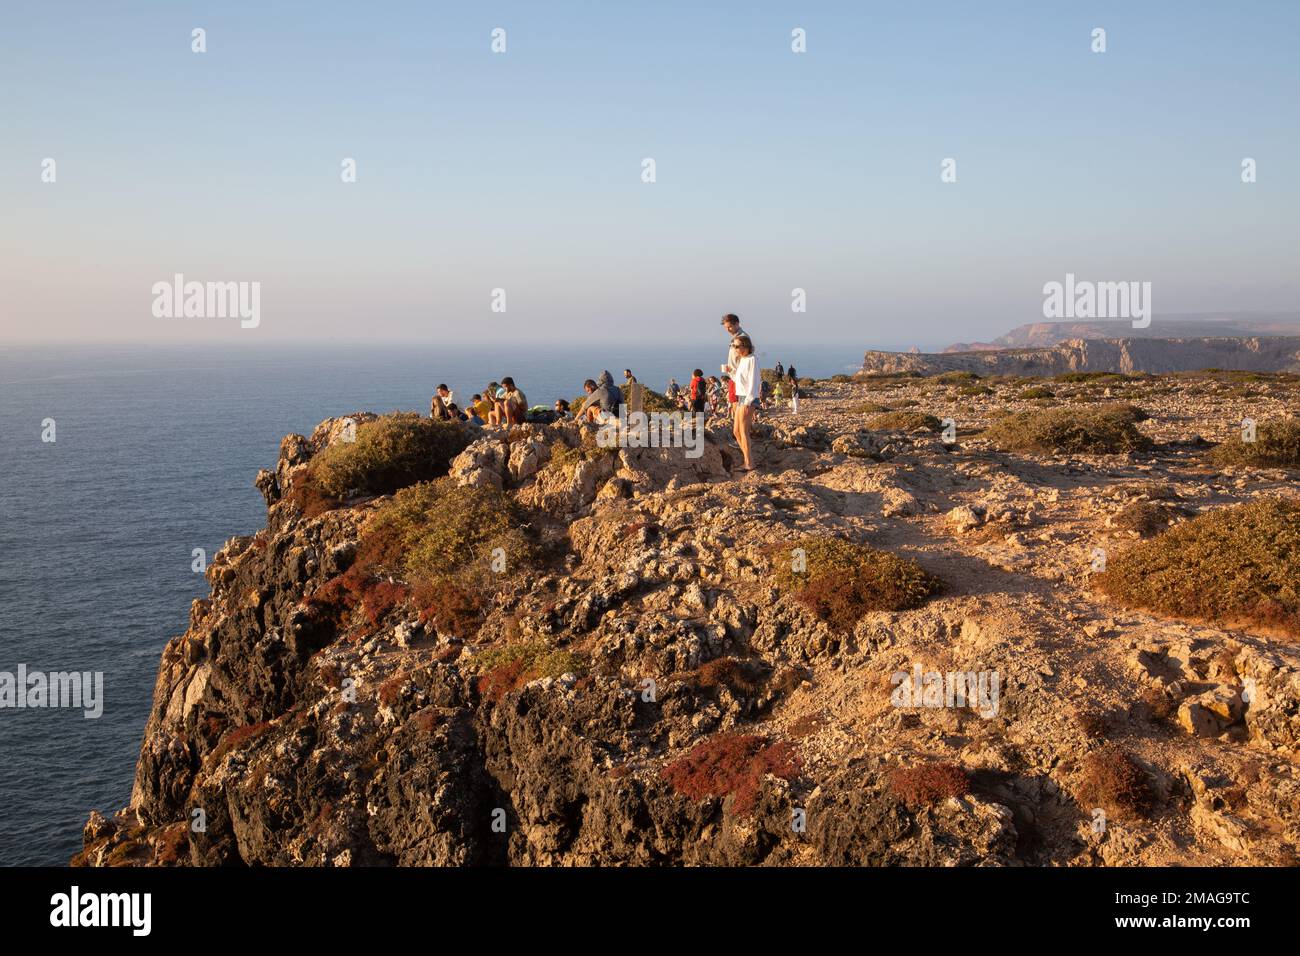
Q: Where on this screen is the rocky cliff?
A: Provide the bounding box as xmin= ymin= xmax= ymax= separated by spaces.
xmin=944 ymin=315 xmax=1300 ymax=351
xmin=865 ymin=337 xmax=1300 ymax=377
xmin=76 ymin=376 xmax=1300 ymax=867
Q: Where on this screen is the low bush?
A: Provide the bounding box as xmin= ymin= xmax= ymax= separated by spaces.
xmin=847 ymin=401 xmax=891 ymax=415
xmin=311 ymin=414 xmax=473 ymax=500
xmin=1109 ymin=501 xmax=1190 ymax=537
xmin=549 ymin=436 xmax=618 ymax=480
xmin=364 ymin=479 xmax=536 ymax=586
xmin=889 ymin=762 xmax=970 ymax=806
xmin=474 ymin=639 xmax=587 ymax=702
xmin=306 ymin=478 xmax=538 ymax=638
xmin=1092 ymin=497 xmax=1300 ymax=636
xmin=1076 ymin=746 xmax=1154 ymax=818
xmin=983 ymin=403 xmax=1150 ymax=454
xmin=1210 ymin=417 xmax=1300 ymax=469
xmin=676 ymin=656 xmax=768 ymax=697
xmin=1018 ymin=386 xmax=1055 ymax=400
xmin=661 ymin=734 xmax=800 ymax=816
xmin=773 ymin=537 xmax=941 ymax=632
xmin=868 ymin=411 xmax=943 ymax=433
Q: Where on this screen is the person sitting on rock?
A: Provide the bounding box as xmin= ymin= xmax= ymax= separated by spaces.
xmin=554 ymin=398 xmax=573 ymax=420
xmin=465 ymin=395 xmax=488 ymax=426
xmin=484 ymin=382 xmax=503 ymax=426
xmin=500 ymin=377 xmax=528 ymax=426
xmin=468 ymin=392 xmax=493 ymax=424
xmin=578 ymin=371 xmax=619 ymax=423
xmin=430 ymin=394 xmax=453 ymax=420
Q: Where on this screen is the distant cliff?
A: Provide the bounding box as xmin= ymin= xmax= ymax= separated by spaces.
xmin=942 ymin=314 xmax=1300 ymax=352
xmin=864 ymin=337 xmax=1300 ymax=376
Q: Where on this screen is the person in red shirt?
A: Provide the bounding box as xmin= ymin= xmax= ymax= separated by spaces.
xmin=688 ymin=369 xmax=706 ymax=414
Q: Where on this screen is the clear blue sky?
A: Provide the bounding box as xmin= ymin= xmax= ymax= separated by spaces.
xmin=2 ymin=1 xmax=1296 ymax=350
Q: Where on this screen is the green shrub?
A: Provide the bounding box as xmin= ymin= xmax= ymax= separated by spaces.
xmin=473 ymin=639 xmax=587 ymax=701
xmin=983 ymin=403 xmax=1150 ymax=454
xmin=868 ymin=411 xmax=943 ymax=433
xmin=773 ymin=537 xmax=941 ymax=631
xmin=311 ymin=414 xmax=472 ymax=500
xmin=366 ymin=478 xmax=537 ymax=586
xmin=1210 ymin=418 xmax=1300 ymax=469
xmin=1092 ymin=498 xmax=1300 ymax=636
xmin=1018 ymin=386 xmax=1055 ymax=400
xmin=957 ymin=385 xmax=993 ymax=396
xmin=937 ymin=371 xmax=980 ymax=383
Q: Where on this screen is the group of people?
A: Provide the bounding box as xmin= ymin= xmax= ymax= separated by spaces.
xmin=429 ymin=378 xmax=529 ymax=426
xmin=426 ymin=313 xmax=801 ymax=472
xmin=664 ymin=354 xmax=801 ymax=419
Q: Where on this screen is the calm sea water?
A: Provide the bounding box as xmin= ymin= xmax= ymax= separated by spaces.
xmin=0 ymin=341 xmax=860 ymax=865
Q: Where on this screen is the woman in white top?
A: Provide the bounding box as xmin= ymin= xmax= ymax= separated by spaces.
xmin=730 ymin=334 xmax=760 ymax=471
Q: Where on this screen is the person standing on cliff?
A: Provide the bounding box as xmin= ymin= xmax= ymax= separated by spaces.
xmin=720 ymin=313 xmax=749 ymax=427
xmin=730 ymin=333 xmax=760 ymax=471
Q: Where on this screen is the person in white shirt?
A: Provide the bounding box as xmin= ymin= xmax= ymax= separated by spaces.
xmin=730 ymin=333 xmax=760 ymax=471
xmin=719 ymin=313 xmax=749 ymax=426
xmin=436 ymin=383 xmax=454 ymax=408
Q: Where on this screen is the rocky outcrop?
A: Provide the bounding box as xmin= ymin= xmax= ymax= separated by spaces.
xmin=863 ymin=337 xmax=1300 ymax=377
xmin=76 ymin=371 xmax=1300 ymax=867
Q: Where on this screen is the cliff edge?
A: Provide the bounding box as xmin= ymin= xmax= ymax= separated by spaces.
xmin=76 ymin=376 xmax=1300 ymax=866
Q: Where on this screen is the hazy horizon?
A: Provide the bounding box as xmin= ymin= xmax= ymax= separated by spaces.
xmin=3 ymin=1 xmax=1297 ymax=350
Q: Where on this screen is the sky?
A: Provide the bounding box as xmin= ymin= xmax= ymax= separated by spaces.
xmin=1 ymin=0 xmax=1297 ymax=351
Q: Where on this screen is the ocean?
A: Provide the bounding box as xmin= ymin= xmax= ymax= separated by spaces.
xmin=0 ymin=340 xmax=861 ymax=866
